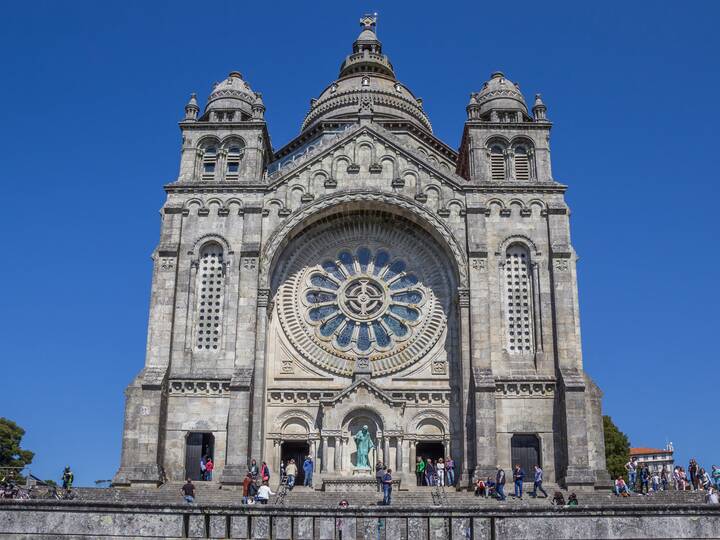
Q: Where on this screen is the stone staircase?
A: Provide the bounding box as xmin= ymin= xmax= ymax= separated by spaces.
xmin=68 ymin=483 xmax=708 ymax=509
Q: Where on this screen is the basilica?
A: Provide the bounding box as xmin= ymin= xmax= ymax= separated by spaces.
xmin=114 ymin=16 xmax=609 ymax=490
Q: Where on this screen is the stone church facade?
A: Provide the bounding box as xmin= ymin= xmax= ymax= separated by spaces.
xmin=114 ymin=16 xmax=608 ymax=490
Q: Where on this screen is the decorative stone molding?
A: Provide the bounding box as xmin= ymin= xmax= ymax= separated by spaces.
xmin=495 ymin=381 xmax=556 ymax=398
xmin=267 ymin=390 xmax=336 ymax=405
xmin=241 ymin=257 xmax=257 ymax=271
xmin=280 ymin=359 xmax=294 ymax=374
xmin=457 ymin=288 xmax=470 ymax=308
xmin=553 ymin=258 xmax=569 ymax=272
xmin=168 ymin=379 xmax=230 ymax=396
xmin=159 ymin=257 xmax=176 ymax=271
xmin=431 ymin=359 xmax=447 ymax=375
xmin=229 ymin=367 xmax=253 ymax=390
xmin=387 ymin=391 xmax=452 ymax=405
xmin=471 ymin=258 xmax=487 ymax=271
xmin=257 ymin=288 xmax=270 ymax=307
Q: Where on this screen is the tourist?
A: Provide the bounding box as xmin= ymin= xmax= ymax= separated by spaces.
xmin=689 ymin=459 xmax=699 ymax=490
xmin=303 ymin=456 xmax=313 ymax=487
xmin=280 ymin=460 xmax=286 ymax=481
xmin=513 ymin=464 xmax=525 ymax=499
xmin=707 ymin=487 xmax=719 ymax=505
xmin=242 ymin=473 xmax=253 ymax=504
xmin=261 ymin=461 xmax=271 ymax=483
xmin=673 ymin=466 xmax=681 ymax=490
xmin=437 ymin=458 xmax=446 ymax=486
xmin=495 ymin=467 xmax=506 ymax=501
xmin=614 ymin=476 xmax=631 ymax=496
xmin=204 ymin=456 xmax=214 ymax=481
xmin=625 ymin=457 xmax=637 ymax=492
xmin=639 ymin=464 xmax=650 ymax=494
xmin=375 ymin=461 xmax=385 ymax=492
xmin=200 ymin=456 xmax=207 ymax=480
xmin=679 ymin=467 xmax=688 ymax=490
xmin=700 ymin=468 xmax=711 ymax=491
xmin=249 ymin=459 xmax=259 ymax=479
xmin=286 ymin=459 xmax=298 ymax=489
xmin=530 ymin=465 xmax=548 ymax=498
xmin=661 ymin=467 xmax=669 ymax=491
xmin=551 ymin=491 xmax=565 ymax=506
xmin=474 ymin=477 xmax=487 ymax=497
xmin=567 ymin=493 xmax=578 ymax=506
xmin=382 ymin=468 xmax=393 ymax=505
xmin=181 ymin=479 xmax=195 ymax=503
xmin=339 ymin=499 xmax=349 ymax=509
xmin=712 ymin=465 xmax=720 ymax=490
xmin=256 ymin=481 xmax=274 ymax=504
xmin=425 ymin=459 xmax=436 ymax=487
xmin=446 ymin=456 xmax=455 ymax=487
xmin=62 ymin=466 xmax=74 ymax=490
xmin=651 ymin=469 xmax=660 ymax=492
xmin=415 ymin=457 xmax=425 ymax=487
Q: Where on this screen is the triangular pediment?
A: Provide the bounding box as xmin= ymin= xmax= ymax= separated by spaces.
xmin=266 ymin=123 xmax=468 ymax=191
xmin=320 ymin=378 xmax=405 ymax=409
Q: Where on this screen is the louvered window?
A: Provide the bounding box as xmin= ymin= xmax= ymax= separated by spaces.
xmin=202 ymin=146 xmax=217 ymax=179
xmin=514 ymin=147 xmax=530 ymax=181
xmin=490 ymin=146 xmax=506 ymax=181
xmin=505 ymin=244 xmax=534 ymax=353
xmin=225 ymin=143 xmax=244 ymax=177
xmin=195 ymin=243 xmax=224 ymax=351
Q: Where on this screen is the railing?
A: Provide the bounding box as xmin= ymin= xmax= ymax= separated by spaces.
xmin=274 ymin=474 xmax=289 ymax=506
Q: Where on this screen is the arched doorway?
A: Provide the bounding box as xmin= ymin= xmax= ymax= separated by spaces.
xmin=184 ymin=432 xmax=214 ymax=481
xmin=511 ymin=434 xmax=541 ymax=475
xmin=281 ymin=441 xmax=310 ymax=485
xmin=416 ymin=441 xmax=445 ymax=461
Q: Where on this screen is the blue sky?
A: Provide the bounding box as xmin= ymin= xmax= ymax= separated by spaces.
xmin=1 ymin=1 xmax=718 ymax=486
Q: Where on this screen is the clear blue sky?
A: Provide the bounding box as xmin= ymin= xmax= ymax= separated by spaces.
xmin=1 ymin=1 xmax=718 ymax=486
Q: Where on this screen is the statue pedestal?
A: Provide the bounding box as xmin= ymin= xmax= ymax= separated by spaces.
xmin=351 ymin=468 xmax=373 ymax=477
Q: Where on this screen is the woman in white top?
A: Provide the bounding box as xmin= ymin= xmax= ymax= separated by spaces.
xmin=256 ymin=481 xmax=275 ymax=504
xmin=436 ymin=458 xmax=445 ymax=486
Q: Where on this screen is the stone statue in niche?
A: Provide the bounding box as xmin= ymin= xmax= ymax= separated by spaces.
xmin=353 ymin=425 xmax=375 ymax=469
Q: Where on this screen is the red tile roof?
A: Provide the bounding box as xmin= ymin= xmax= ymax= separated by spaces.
xmin=630 ymin=447 xmax=673 ymax=456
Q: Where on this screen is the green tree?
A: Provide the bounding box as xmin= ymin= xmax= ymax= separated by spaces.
xmin=0 ymin=418 xmax=35 ymax=473
xmin=603 ymin=415 xmax=630 ymax=480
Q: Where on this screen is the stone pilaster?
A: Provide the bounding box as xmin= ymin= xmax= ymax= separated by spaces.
xmin=221 ymin=367 xmax=254 ymax=484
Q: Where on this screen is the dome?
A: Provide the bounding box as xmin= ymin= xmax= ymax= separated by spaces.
xmin=469 ymin=71 xmax=529 ymax=117
xmin=300 ymin=19 xmax=431 ymax=133
xmin=204 ymin=71 xmax=259 ymax=116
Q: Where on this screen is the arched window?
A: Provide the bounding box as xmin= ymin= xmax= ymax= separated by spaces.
xmin=202 ymin=146 xmax=217 ymax=179
xmin=225 ymin=140 xmax=245 ymax=177
xmin=195 ymin=243 xmax=224 ymax=351
xmin=514 ymin=146 xmax=530 ymax=181
xmin=490 ymin=145 xmax=506 ymax=181
xmin=504 ymin=244 xmax=534 ymax=353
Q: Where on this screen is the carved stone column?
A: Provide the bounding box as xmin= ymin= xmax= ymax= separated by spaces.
xmin=383 ymin=438 xmax=390 ymax=468
xmin=334 ymin=437 xmax=341 ymax=472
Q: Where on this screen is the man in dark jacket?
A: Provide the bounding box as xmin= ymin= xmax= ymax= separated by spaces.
xmin=496 ymin=467 xmax=506 ymax=501
xmin=513 ymin=464 xmax=525 ymax=499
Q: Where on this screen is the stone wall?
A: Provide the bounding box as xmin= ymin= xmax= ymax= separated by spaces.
xmin=2 ymin=501 xmax=719 ymax=539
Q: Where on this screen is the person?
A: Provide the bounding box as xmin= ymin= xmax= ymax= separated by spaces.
xmin=242 ymin=473 xmax=253 ymax=504
xmin=661 ymin=467 xmax=669 ymax=491
xmin=474 ymin=478 xmax=487 ymax=497
xmin=639 ymin=464 xmax=650 ymax=494
xmin=437 ymin=458 xmax=446 ymax=486
xmin=446 ymin=457 xmax=455 ymax=487
xmin=496 ymin=467 xmax=506 ymax=501
xmin=200 ymin=456 xmax=207 ymax=480
xmin=551 ymin=491 xmax=565 ymax=506
xmin=303 ymin=456 xmax=314 ymax=487
xmin=625 ymin=457 xmax=637 ymax=492
xmin=651 ymin=469 xmax=660 ymax=492
xmin=567 ymin=493 xmax=578 ymax=506
xmin=280 ymin=460 xmax=286 ymax=482
xmin=382 ymin=468 xmax=393 ymax=505
xmin=689 ymin=459 xmax=699 ymax=490
xmin=415 ymin=457 xmax=425 ymax=487
xmin=530 ymin=465 xmax=548 ymax=498
xmin=249 ymin=459 xmax=259 ymax=480
xmin=701 ymin=468 xmax=711 ymax=490
xmin=425 ymin=459 xmax=436 ymax=487
xmin=256 ymin=481 xmax=274 ymax=504
xmin=707 ymin=487 xmax=719 ymax=505
xmin=375 ymin=461 xmax=386 ymax=492
xmin=712 ymin=465 xmax=720 ymax=490
xmin=679 ymin=467 xmax=688 ymax=490
xmin=338 ymin=499 xmax=350 ymax=509
xmin=614 ymin=476 xmax=631 ymax=496
xmin=285 ymin=459 xmax=298 ymax=489
xmin=260 ymin=461 xmax=271 ymax=483
xmin=181 ymin=479 xmax=195 ymax=503
xmin=513 ymin=464 xmax=525 ymax=499
xmin=204 ymin=456 xmax=214 ymax=481
xmin=673 ymin=466 xmax=682 ymax=490
xmin=62 ymin=467 xmax=74 ymax=490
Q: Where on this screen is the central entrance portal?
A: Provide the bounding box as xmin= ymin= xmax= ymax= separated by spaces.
xmin=281 ymin=441 xmax=310 ymax=485
xmin=416 ymin=441 xmax=445 ymax=461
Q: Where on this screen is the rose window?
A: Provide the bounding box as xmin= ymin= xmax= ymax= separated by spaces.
xmin=302 ymin=247 xmax=426 ymax=354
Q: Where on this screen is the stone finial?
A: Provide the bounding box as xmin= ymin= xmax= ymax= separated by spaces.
xmin=252 ymin=92 xmax=266 ymax=120
xmin=184 ymin=93 xmax=199 ymax=121
xmin=533 ymin=93 xmax=548 ymax=122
